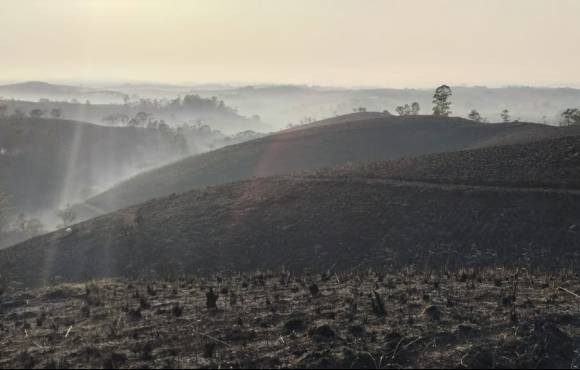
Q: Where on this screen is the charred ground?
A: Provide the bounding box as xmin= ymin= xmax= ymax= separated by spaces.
xmin=308 ymin=135 xmax=580 ymax=189
xmin=1 ymin=268 xmax=579 ymax=368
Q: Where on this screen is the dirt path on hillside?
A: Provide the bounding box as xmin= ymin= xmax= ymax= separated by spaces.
xmin=287 ymin=176 xmax=580 ymax=195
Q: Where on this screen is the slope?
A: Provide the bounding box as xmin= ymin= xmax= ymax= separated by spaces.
xmin=309 ymin=134 xmax=580 ymax=189
xmin=77 ymin=115 xmax=565 ymax=219
xmin=2 ymin=135 xmax=580 ymax=287
xmin=0 ymin=117 xmax=187 ymax=215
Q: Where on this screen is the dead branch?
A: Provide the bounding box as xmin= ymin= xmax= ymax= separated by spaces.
xmin=192 ymin=329 xmax=231 ymax=348
xmin=558 ymin=287 xmax=580 ymax=299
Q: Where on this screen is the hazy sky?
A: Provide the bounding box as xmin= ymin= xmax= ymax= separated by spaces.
xmin=1 ymin=0 xmax=579 ymax=87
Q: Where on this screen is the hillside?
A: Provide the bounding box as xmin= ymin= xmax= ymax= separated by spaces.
xmin=2 ymin=135 xmax=580 ymax=287
xmin=0 ymin=96 xmax=264 ymax=134
xmin=76 ymin=115 xmax=566 ymax=219
xmin=283 ymin=111 xmax=391 ymax=132
xmin=0 ymin=81 xmax=269 ymax=133
xmin=472 ymin=123 xmax=580 ymax=148
xmin=0 ymin=117 xmax=187 ymax=216
xmin=309 ymin=134 xmax=580 ymax=189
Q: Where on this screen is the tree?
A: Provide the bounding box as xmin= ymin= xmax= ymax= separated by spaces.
xmin=0 ymin=104 xmax=7 ymax=118
xmin=500 ymin=109 xmax=510 ymax=123
xmin=57 ymin=205 xmax=77 ymax=228
xmin=50 ymin=108 xmax=63 ymax=119
xmin=468 ymin=109 xmax=483 ymax=122
xmin=410 ymin=102 xmax=420 ymax=115
xmin=102 ymin=113 xmax=129 ymax=126
xmin=432 ymin=85 xmax=452 ymax=116
xmin=29 ymin=109 xmax=45 ymax=118
xmin=396 ymin=102 xmax=420 ymax=116
xmin=561 ymin=108 xmax=580 ymax=126
xmin=128 ymin=111 xmax=152 ymax=127
xmin=15 ymin=214 xmax=45 ymax=239
xmin=395 ymin=104 xmax=411 ymax=116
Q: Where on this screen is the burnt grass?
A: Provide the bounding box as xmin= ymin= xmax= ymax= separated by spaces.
xmin=2 ymin=174 xmax=580 ymax=288
xmin=2 ymin=267 xmax=580 ymax=369
xmin=307 ymin=135 xmax=580 ymax=190
xmin=3 ymin=133 xmax=579 ymax=289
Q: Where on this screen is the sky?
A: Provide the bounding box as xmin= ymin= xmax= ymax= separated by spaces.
xmin=1 ymin=0 xmax=579 ymax=88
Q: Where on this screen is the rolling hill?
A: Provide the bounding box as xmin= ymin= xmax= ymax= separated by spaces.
xmin=0 ymin=117 xmax=187 ymax=216
xmin=0 ymin=95 xmax=264 ymax=134
xmin=76 ymin=114 xmax=574 ymax=219
xmin=0 ymin=81 xmax=125 ymax=103
xmin=309 ymin=134 xmax=580 ymax=189
xmin=2 ymin=134 xmax=580 ymax=287
xmin=283 ymin=111 xmax=391 ymax=132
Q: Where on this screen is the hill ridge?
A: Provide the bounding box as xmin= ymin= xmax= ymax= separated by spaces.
xmin=76 ymin=114 xmax=570 ymax=221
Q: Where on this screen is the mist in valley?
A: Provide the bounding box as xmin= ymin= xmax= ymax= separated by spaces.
xmin=2 ymin=80 xmax=580 ymax=250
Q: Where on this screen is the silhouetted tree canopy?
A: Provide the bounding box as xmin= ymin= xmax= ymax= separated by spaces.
xmin=29 ymin=108 xmax=44 ymax=118
xmin=561 ymin=108 xmax=580 ymax=126
xmin=501 ymin=109 xmax=511 ymax=123
xmin=396 ymin=102 xmax=420 ymax=116
xmin=468 ymin=109 xmax=483 ymax=122
xmin=15 ymin=214 xmax=45 ymax=239
xmin=50 ymin=108 xmax=63 ymax=119
xmin=57 ymin=205 xmax=77 ymax=228
xmin=410 ymin=102 xmax=420 ymax=115
xmin=432 ymin=85 xmax=452 ymax=117
xmin=395 ymin=104 xmax=411 ymax=116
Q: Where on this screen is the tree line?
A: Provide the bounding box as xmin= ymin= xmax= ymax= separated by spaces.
xmin=391 ymin=84 xmax=580 ymax=125
xmin=0 ymin=104 xmax=64 ymax=119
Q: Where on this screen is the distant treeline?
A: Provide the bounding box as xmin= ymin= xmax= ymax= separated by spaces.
xmin=0 ymin=94 xmax=261 ymax=133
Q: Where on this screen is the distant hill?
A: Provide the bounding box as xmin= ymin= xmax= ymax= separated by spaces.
xmin=0 ymin=117 xmax=187 ymax=217
xmin=0 ymin=81 xmax=125 ymax=103
xmin=0 ymin=93 xmax=266 ymax=134
xmin=77 ymin=114 xmax=569 ymax=219
xmin=5 ymin=82 xmax=580 ymax=131
xmin=3 ymin=134 xmax=580 ymax=287
xmin=0 ymin=81 xmax=91 ymax=95
xmin=189 ymin=85 xmax=580 ymax=128
xmin=4 ymin=82 xmax=580 ymax=129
